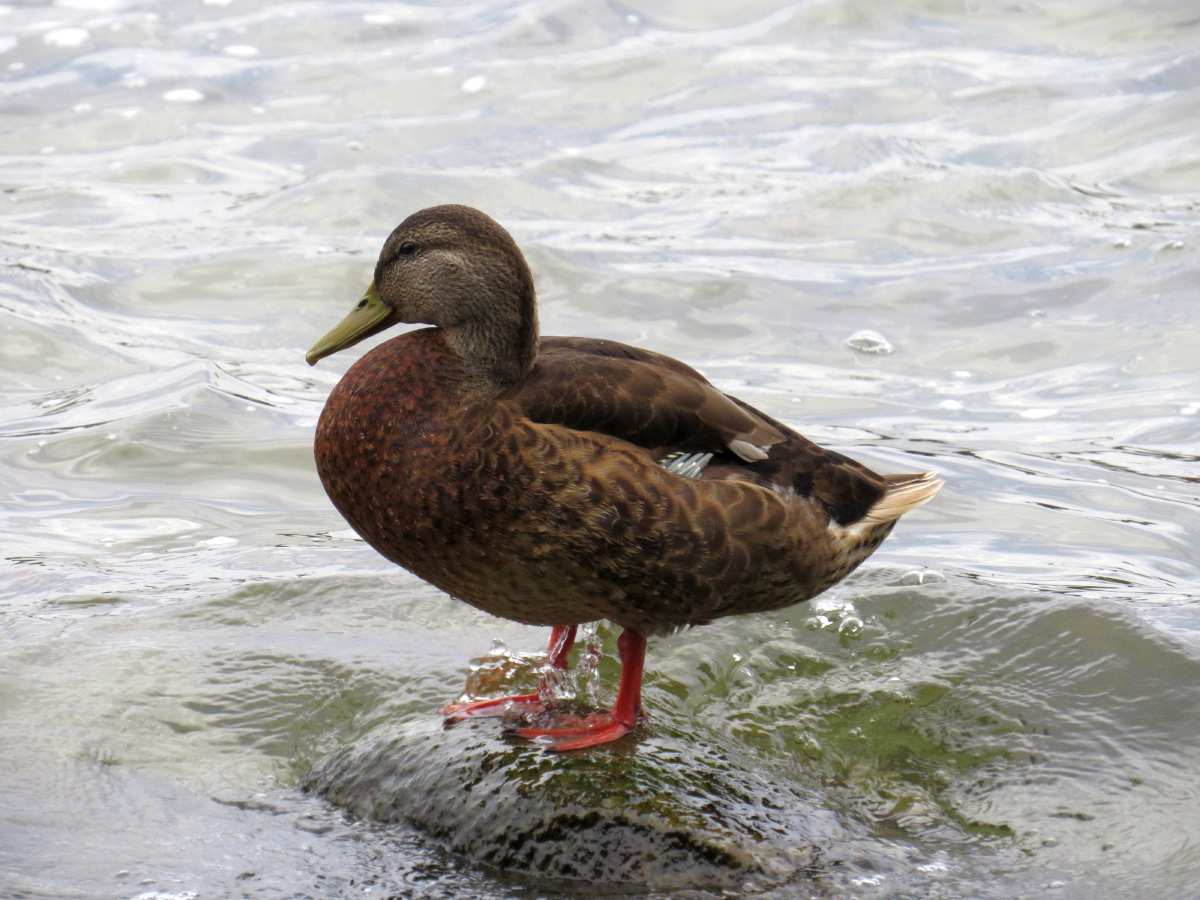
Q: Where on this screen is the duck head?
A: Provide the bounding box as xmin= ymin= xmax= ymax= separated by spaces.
xmin=306 ymin=204 xmax=539 ymax=384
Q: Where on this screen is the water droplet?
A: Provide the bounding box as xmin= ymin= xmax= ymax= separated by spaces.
xmin=938 ymin=399 xmax=963 ymax=410
xmin=461 ymin=75 xmax=486 ymax=93
xmin=844 ymin=329 xmax=894 ymax=355
xmin=223 ymin=45 xmax=258 ymax=57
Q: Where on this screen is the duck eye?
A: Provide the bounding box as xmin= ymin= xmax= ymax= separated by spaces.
xmin=398 ymin=241 xmax=418 ymax=256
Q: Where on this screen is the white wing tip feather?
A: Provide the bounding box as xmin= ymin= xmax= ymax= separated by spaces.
xmin=728 ymin=439 xmax=770 ymax=462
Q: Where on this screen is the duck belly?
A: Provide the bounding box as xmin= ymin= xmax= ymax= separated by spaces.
xmin=320 ymin=435 xmax=847 ymax=635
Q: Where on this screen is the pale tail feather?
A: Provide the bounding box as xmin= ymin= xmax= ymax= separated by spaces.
xmin=847 ymin=471 xmax=944 ymax=537
xmin=822 ymin=471 xmax=944 ymax=590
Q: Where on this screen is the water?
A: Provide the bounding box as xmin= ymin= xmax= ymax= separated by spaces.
xmin=1 ymin=0 xmax=1198 ymax=896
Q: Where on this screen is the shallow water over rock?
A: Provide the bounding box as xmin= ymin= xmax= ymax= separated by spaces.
xmin=309 ymin=716 xmax=838 ymax=891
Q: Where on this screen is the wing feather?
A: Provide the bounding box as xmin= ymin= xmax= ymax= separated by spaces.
xmin=506 ymin=336 xmax=899 ymax=531
xmin=499 ymin=337 xmax=784 ymax=458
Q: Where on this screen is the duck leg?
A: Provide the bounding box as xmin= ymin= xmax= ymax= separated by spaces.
xmin=440 ymin=625 xmax=577 ymax=722
xmin=516 ymin=628 xmax=646 ymax=751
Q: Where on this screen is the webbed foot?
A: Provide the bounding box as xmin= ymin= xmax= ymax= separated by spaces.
xmin=441 ymin=625 xmax=579 ymax=725
xmin=516 ymin=712 xmax=634 ymax=750
xmin=440 ymin=693 xmax=543 ymax=723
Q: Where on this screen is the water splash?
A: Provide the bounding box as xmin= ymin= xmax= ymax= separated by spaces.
xmin=537 ymin=628 xmax=576 ymax=707
xmin=577 ymin=621 xmax=605 ymax=707
xmin=531 ymin=623 xmax=606 ymax=708
xmin=456 ymin=638 xmax=543 ymax=706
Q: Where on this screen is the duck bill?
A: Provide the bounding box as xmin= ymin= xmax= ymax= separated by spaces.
xmin=306 ymin=282 xmax=400 ymax=365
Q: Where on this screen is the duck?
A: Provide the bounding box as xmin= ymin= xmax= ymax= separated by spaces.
xmin=306 ymin=204 xmax=942 ymax=751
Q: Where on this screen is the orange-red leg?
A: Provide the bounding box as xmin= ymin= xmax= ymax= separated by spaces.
xmin=440 ymin=625 xmax=577 ymax=722
xmin=516 ymin=628 xmax=647 ymax=751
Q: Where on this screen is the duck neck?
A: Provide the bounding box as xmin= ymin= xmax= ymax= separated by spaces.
xmin=441 ymin=296 xmax=539 ymax=389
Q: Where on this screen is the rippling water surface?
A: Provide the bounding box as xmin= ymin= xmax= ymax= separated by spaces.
xmin=2 ymin=1 xmax=1199 ymax=898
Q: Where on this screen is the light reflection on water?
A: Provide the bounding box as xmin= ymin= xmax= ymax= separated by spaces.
xmin=1 ymin=0 xmax=1198 ymax=897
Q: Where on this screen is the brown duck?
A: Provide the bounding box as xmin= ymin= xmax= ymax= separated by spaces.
xmin=306 ymin=204 xmax=942 ymax=751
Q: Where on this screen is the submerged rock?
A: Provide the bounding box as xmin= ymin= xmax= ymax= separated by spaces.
xmin=306 ymin=714 xmax=850 ymax=891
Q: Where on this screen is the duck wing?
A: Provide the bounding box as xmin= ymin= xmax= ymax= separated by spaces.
xmin=499 ymin=336 xmax=784 ymax=462
xmin=525 ymin=337 xmax=905 ymax=527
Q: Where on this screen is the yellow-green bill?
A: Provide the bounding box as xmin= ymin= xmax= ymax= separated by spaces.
xmin=306 ymin=282 xmax=400 ymax=365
